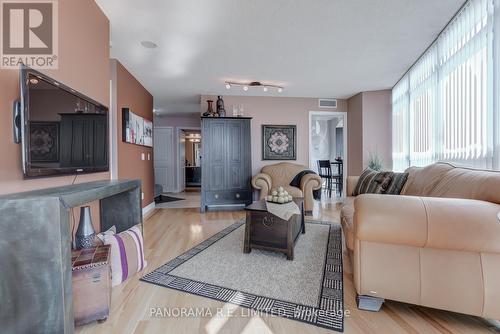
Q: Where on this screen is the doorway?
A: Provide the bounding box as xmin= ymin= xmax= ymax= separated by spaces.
xmin=177 ymin=128 xmax=202 ymax=193
xmin=309 ymin=111 xmax=347 ymax=198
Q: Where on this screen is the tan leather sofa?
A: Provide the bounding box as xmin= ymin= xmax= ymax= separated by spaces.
xmin=252 ymin=162 xmax=321 ymax=214
xmin=341 ymin=162 xmax=500 ymax=320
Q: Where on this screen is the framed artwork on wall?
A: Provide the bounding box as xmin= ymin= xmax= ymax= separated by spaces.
xmin=29 ymin=121 xmax=59 ymax=162
xmin=262 ymin=124 xmax=297 ymax=160
xmin=122 ymin=108 xmax=153 ymax=147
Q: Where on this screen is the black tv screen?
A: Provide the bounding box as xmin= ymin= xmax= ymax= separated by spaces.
xmin=20 ymin=66 xmax=109 ymax=178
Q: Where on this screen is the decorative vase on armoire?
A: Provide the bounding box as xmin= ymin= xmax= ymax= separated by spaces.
xmin=75 ymin=206 xmax=96 ymax=249
xmin=216 ymin=96 xmax=226 ymax=117
xmin=203 ymin=100 xmax=216 ymax=117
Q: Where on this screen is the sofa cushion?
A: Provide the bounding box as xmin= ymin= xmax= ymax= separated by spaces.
xmin=261 ymin=162 xmax=308 ymax=186
xmin=352 ymin=168 xmax=392 ymax=196
xmin=402 ymin=162 xmax=500 ymax=204
xmin=402 ymin=163 xmax=454 ymax=196
xmin=428 ymin=164 xmax=500 ymax=204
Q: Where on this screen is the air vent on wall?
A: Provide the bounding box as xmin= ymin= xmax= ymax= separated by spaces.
xmin=319 ymin=99 xmax=337 ymax=108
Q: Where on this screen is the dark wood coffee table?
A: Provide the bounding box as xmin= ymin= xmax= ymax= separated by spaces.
xmin=243 ymin=198 xmax=305 ymax=260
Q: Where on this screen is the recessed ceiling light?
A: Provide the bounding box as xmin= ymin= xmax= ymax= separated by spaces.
xmin=263 ymin=86 xmax=268 ymax=92
xmin=243 ymin=86 xmax=249 ymax=91
xmin=141 ymin=41 xmax=158 ymax=49
xmin=225 ymin=83 xmax=231 ymax=90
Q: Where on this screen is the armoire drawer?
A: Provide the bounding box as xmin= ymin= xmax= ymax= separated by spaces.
xmin=205 ymin=190 xmax=252 ymax=204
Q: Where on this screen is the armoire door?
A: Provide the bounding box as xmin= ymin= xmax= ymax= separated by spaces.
xmin=207 ymin=120 xmax=225 ymax=190
xmin=226 ymin=120 xmax=246 ymax=189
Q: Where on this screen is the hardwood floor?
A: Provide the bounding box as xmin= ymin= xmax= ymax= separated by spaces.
xmin=76 ymin=201 xmax=499 ymax=334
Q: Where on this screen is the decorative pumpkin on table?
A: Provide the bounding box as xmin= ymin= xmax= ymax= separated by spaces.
xmin=266 ymin=186 xmax=293 ymax=204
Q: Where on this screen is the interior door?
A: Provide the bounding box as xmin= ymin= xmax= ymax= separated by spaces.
xmin=178 ymin=131 xmax=186 ymax=192
xmin=154 ymin=127 xmax=175 ymax=193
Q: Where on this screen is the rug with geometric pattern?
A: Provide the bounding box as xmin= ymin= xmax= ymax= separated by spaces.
xmin=141 ymin=220 xmax=344 ymax=332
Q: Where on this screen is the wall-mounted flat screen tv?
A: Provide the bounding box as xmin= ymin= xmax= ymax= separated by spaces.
xmin=20 ymin=66 xmax=109 ymax=178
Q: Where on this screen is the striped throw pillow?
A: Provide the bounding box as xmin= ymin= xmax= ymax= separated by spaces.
xmin=103 ymin=224 xmax=147 ymax=286
xmin=385 ymin=172 xmax=409 ymax=195
xmin=353 ymin=168 xmax=393 ymax=196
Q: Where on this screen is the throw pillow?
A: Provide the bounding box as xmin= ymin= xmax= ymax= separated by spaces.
xmin=95 ymin=225 xmax=117 ymax=245
xmin=385 ymin=172 xmax=409 ymax=195
xmin=101 ymin=224 xmax=147 ymax=286
xmin=353 ymin=168 xmax=393 ymax=196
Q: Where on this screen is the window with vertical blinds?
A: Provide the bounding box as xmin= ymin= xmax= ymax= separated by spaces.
xmin=392 ymin=0 xmax=499 ymax=171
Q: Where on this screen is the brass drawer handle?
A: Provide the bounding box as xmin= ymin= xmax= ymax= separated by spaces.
xmin=235 ymin=193 xmax=240 ymax=199
xmin=262 ymin=216 xmax=274 ymax=227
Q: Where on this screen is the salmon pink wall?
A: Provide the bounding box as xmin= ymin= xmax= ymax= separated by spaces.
xmin=200 ymin=95 xmax=349 ymax=175
xmin=154 ymin=115 xmax=201 ymax=128
xmin=362 ymin=90 xmax=392 ymax=170
xmin=111 ymin=60 xmax=154 ymax=208
xmin=347 ymin=93 xmax=364 ymax=176
xmin=0 ymin=0 xmax=110 ymax=195
xmin=346 ymin=90 xmax=392 ymax=175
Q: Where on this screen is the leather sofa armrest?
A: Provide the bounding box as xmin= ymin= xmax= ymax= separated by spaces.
xmin=354 ymin=194 xmax=500 ymax=253
xmin=347 ymin=176 xmax=360 ymax=196
xmin=252 ymin=173 xmax=272 ymax=199
xmin=299 ymin=173 xmax=322 ymax=191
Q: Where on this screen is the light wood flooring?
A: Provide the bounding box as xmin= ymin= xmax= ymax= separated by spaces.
xmin=76 ymin=200 xmax=499 ymax=334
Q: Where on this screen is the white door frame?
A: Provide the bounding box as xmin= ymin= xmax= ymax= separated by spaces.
xmin=309 ymin=110 xmax=348 ymax=198
xmin=176 ymin=127 xmax=201 ymax=193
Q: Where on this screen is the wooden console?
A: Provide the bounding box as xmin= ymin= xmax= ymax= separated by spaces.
xmin=0 ymin=180 xmax=142 ymax=334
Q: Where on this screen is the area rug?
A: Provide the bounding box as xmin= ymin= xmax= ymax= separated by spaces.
xmin=154 ymin=195 xmax=185 ymax=204
xmin=141 ymin=220 xmax=344 ymax=332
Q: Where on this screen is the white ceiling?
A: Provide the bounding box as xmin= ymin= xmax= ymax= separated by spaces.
xmin=96 ymin=0 xmax=464 ymax=115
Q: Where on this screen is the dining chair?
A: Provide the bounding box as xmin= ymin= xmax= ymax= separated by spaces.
xmin=331 ymin=160 xmax=343 ymax=196
xmin=317 ymin=160 xmax=333 ymax=198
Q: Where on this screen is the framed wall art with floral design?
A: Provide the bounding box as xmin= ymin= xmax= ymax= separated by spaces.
xmin=262 ymin=125 xmax=296 ymax=160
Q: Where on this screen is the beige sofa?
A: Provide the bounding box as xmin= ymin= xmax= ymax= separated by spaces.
xmin=341 ymin=162 xmax=500 ymax=320
xmin=252 ymin=162 xmax=321 ymax=214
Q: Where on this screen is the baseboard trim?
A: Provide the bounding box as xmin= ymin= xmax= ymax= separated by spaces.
xmin=142 ymin=201 xmax=156 ymax=217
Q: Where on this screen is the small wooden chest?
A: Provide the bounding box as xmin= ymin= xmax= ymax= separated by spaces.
xmin=244 ymin=198 xmax=305 ymax=260
xmin=72 ymin=245 xmax=111 ymax=326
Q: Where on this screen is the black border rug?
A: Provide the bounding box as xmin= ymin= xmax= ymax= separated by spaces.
xmin=141 ymin=220 xmax=344 ymax=332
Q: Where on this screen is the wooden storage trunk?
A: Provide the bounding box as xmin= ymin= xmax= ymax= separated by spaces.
xmin=244 ymin=198 xmax=305 ymax=260
xmin=71 ymin=245 xmax=111 ymax=326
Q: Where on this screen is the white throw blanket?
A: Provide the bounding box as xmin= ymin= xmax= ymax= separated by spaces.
xmin=265 ymin=201 xmax=301 ymax=221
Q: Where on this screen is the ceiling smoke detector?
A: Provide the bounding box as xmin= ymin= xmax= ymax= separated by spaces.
xmin=141 ymin=41 xmax=158 ymax=49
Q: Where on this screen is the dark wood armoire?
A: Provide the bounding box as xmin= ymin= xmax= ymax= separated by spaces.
xmin=201 ymin=117 xmax=252 ymax=212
